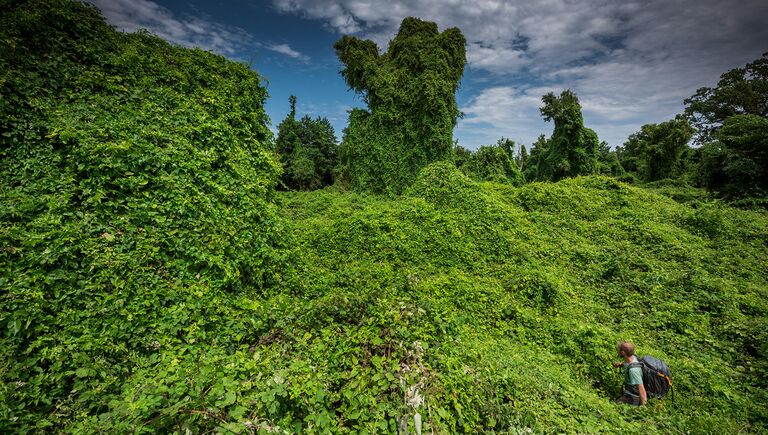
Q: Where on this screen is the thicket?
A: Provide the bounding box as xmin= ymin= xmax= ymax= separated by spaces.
xmin=1 ymin=0 xmax=291 ymax=431
xmin=2 ymin=1 xmax=768 ymax=433
xmin=274 ymin=95 xmax=338 ymax=191
xmin=522 ymin=90 xmax=600 ymax=182
xmin=616 ymin=118 xmax=695 ymax=183
xmin=695 ymin=113 xmax=768 ymax=198
xmin=334 ymin=17 xmax=466 ymax=195
xmin=453 ymin=138 xmax=524 ymax=186
xmin=271 ymin=164 xmax=768 ymax=433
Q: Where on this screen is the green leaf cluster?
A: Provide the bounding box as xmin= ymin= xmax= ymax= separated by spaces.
xmin=698 ymin=114 xmax=768 ymax=198
xmin=274 ymin=96 xmax=339 ymax=191
xmin=1 ymin=0 xmax=290 ymax=430
xmin=453 ymin=138 xmax=524 ymax=186
xmin=334 ymin=17 xmax=466 ymax=195
xmin=526 ymin=90 xmax=600 ymax=181
xmin=617 ymin=118 xmax=695 ymax=182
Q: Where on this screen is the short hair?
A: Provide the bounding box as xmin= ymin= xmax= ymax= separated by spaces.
xmin=617 ymin=341 xmax=635 ymax=356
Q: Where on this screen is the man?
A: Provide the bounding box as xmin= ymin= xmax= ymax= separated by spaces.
xmin=612 ymin=341 xmax=647 ymax=406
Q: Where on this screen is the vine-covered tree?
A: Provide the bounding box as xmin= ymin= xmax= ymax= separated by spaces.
xmin=684 ymin=52 xmax=768 ymax=143
xmin=454 ymin=139 xmax=524 ymax=186
xmin=274 ymin=96 xmax=338 ymax=190
xmin=334 ymin=17 xmax=466 ymax=195
xmin=452 ymin=144 xmax=473 ymax=169
xmin=698 ymin=114 xmax=768 ymax=197
xmin=522 ymin=134 xmax=548 ymax=181
xmin=538 ymin=90 xmax=600 ymax=181
xmin=516 ymin=144 xmax=529 ymax=170
xmin=275 ymin=95 xmax=301 ymax=159
xmin=616 ymin=118 xmax=694 ymax=182
xmin=596 ymin=141 xmax=625 ymax=177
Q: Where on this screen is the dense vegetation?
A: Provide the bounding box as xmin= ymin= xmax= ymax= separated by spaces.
xmin=2 ymin=1 xmax=767 ymax=433
xmin=274 ymin=96 xmax=339 ymax=191
xmin=272 ymin=167 xmax=768 ymax=433
xmin=616 ymin=118 xmax=695 ymax=183
xmin=1 ymin=0 xmax=290 ymax=431
xmin=334 ymin=18 xmax=466 ymax=195
xmin=522 ymin=90 xmax=601 ymax=182
xmin=453 ymin=138 xmax=524 ymax=186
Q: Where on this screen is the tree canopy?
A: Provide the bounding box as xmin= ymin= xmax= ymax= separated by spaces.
xmin=453 ymin=139 xmax=524 ymax=186
xmin=681 ymin=53 xmax=768 ymax=198
xmin=527 ymin=90 xmax=600 ymax=181
xmin=617 ymin=118 xmax=695 ymax=182
xmin=684 ymin=52 xmax=768 ymax=143
xmin=698 ymin=114 xmax=768 ymax=197
xmin=334 ymin=17 xmax=466 ymax=195
xmin=274 ymin=96 xmax=338 ymax=191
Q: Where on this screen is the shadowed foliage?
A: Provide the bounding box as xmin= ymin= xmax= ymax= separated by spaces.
xmin=617 ymin=118 xmax=695 ymax=182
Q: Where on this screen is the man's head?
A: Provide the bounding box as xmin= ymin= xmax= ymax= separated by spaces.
xmin=617 ymin=341 xmax=635 ymax=358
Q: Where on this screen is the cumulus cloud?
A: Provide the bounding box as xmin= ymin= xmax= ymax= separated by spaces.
xmin=87 ymin=0 xmax=310 ymax=62
xmin=87 ymin=0 xmax=251 ymax=54
xmin=458 ymin=86 xmax=551 ymax=148
xmin=271 ymin=0 xmax=768 ymax=148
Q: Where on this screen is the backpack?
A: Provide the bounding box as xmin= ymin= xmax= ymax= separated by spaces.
xmin=630 ymin=356 xmax=673 ymax=399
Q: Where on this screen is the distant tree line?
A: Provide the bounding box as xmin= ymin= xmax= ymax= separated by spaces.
xmin=612 ymin=52 xmax=768 ymax=198
xmin=274 ymin=19 xmax=766 ymax=201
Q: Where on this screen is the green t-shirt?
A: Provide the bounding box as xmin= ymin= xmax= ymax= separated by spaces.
xmin=623 ymin=356 xmax=643 ymax=396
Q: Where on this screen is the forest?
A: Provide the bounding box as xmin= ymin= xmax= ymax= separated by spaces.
xmin=1 ymin=0 xmax=767 ymax=433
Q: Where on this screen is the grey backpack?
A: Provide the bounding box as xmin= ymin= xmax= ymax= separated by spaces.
xmin=629 ymin=356 xmax=673 ymax=399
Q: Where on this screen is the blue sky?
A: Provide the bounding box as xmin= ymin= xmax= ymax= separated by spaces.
xmin=88 ymin=0 xmax=767 ymax=150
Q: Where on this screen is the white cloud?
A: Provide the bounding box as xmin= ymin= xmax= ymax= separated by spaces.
xmin=87 ymin=0 xmax=250 ymax=54
xmin=87 ymin=0 xmax=310 ymax=62
xmin=265 ymin=43 xmax=310 ymax=62
xmin=466 ymin=43 xmax=528 ymax=74
xmin=271 ymin=0 xmax=768 ymax=148
xmin=458 ymin=86 xmax=550 ymax=148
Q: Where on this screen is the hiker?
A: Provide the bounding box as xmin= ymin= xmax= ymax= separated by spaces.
xmin=612 ymin=341 xmax=647 ymax=406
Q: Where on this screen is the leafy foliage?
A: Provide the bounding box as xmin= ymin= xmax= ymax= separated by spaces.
xmin=453 ymin=139 xmax=524 ymax=185
xmin=617 ymin=118 xmax=695 ymax=182
xmin=684 ymin=52 xmax=768 ymax=143
xmin=522 ymin=134 xmax=548 ymax=181
xmin=698 ymin=114 xmax=768 ymax=197
xmin=270 ymin=165 xmax=768 ymax=433
xmin=334 ymin=17 xmax=466 ymax=195
xmin=2 ymin=1 xmax=768 ymax=433
xmin=535 ymin=90 xmax=600 ymax=181
xmin=596 ymin=140 xmax=626 ymax=177
xmin=274 ymin=96 xmax=338 ymax=191
xmin=1 ymin=0 xmax=290 ymax=431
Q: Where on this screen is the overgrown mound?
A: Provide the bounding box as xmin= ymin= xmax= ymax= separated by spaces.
xmin=273 ymin=175 xmax=768 ymax=433
xmin=1 ymin=0 xmax=288 ymax=430
xmin=2 ymin=2 xmax=767 ymax=433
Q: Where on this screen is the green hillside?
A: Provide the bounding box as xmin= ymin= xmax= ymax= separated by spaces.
xmin=1 ymin=0 xmax=767 ymax=433
xmin=272 ymin=164 xmax=768 ymax=432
